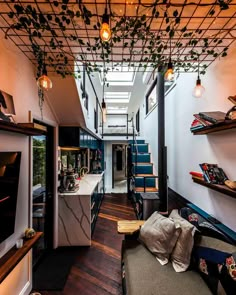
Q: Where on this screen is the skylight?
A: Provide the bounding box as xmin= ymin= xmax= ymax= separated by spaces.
xmin=100 ymin=67 xmax=136 ymax=86
xmin=104 ymin=92 xmax=131 ymax=103
xmin=107 ymin=106 xmax=128 ymax=114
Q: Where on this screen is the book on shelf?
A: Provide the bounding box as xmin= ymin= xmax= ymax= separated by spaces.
xmin=199 ymin=163 xmax=218 ymax=183
xmin=198 ymin=111 xmax=226 ymax=124
xmin=17 ymin=122 xmax=47 ymax=132
xmin=199 ymin=163 xmax=228 ymax=185
xmin=190 ymin=119 xmax=204 ymax=132
xmin=189 ymin=171 xmax=204 ymax=179
xmin=227 ymin=95 xmax=236 ymax=105
xmin=190 ymin=171 xmax=203 ymax=178
xmin=193 ymin=114 xmax=213 ymax=126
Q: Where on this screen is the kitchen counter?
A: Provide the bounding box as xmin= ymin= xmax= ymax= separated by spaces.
xmin=59 ymin=172 xmax=104 ymax=197
xmin=58 ymin=172 xmax=104 ymax=246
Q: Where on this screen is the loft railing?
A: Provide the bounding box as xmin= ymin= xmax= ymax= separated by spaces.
xmin=101 ymin=113 xmax=136 ymax=139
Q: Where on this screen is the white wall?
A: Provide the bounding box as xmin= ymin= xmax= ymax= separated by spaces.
xmin=164 ymin=46 xmax=236 ymax=231
xmin=75 ymin=71 xmax=102 ymax=136
xmin=0 ymin=32 xmax=57 ymax=294
xmin=139 ymin=46 xmax=236 ymax=232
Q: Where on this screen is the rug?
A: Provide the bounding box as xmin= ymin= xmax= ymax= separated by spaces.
xmin=33 ymin=247 xmax=78 ymax=291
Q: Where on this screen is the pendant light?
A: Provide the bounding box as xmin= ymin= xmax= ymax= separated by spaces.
xmin=100 ymin=2 xmax=111 ymax=42
xmin=164 ymin=58 xmax=174 ymax=81
xmin=192 ymin=58 xmax=205 ymax=98
xmin=102 ymin=98 xmax=107 ymax=123
xmin=102 ymin=71 xmax=107 ymax=123
xmin=37 ymin=51 xmax=52 ymax=91
xmin=164 ymin=37 xmax=174 ymax=82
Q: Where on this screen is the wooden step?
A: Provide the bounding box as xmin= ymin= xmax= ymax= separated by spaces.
xmin=134 ymin=187 xmax=158 ymax=193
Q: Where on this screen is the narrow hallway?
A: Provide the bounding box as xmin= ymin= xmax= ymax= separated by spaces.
xmin=40 ymin=193 xmax=136 ymax=295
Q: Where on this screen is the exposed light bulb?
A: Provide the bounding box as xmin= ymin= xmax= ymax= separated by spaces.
xmin=37 ymin=65 xmax=52 ymax=90
xmin=100 ymin=8 xmax=111 ymax=42
xmin=164 ymin=60 xmax=175 ymax=82
xmin=100 ymin=22 xmax=111 ymax=42
xmin=192 ymin=78 xmax=205 ymax=98
xmin=37 ymin=75 xmax=52 ymax=90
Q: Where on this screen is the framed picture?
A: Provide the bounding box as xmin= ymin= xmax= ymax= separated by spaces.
xmin=0 ymin=90 xmax=16 ymax=122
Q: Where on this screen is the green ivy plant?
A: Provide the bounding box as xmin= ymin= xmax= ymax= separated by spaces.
xmin=4 ymin=0 xmax=232 ymax=78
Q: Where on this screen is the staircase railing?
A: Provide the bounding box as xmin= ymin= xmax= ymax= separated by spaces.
xmin=127 ymin=116 xmax=137 ymax=198
xmin=130 ymin=116 xmax=138 ymax=174
xmin=142 ymin=175 xmax=159 ymax=193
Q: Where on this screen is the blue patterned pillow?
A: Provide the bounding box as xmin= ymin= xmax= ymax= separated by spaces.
xmin=193 ymin=236 xmax=236 ymax=294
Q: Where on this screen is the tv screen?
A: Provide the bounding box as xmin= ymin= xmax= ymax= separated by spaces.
xmin=0 ymin=152 xmax=21 ymax=243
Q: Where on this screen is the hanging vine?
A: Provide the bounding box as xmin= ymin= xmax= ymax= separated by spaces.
xmin=3 ymin=0 xmax=233 ymax=77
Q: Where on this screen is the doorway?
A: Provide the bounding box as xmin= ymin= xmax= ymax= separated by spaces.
xmin=112 ymin=144 xmax=128 ymax=193
xmin=32 ymin=122 xmax=54 ymax=267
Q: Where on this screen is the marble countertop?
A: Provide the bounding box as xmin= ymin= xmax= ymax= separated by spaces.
xmin=58 ymin=172 xmax=104 ymax=197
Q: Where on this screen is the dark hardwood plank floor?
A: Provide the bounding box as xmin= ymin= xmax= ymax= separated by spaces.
xmin=40 ymin=193 xmax=136 ymax=295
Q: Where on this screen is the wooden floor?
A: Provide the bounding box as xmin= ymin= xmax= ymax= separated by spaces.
xmin=40 ymin=193 xmax=136 ymax=295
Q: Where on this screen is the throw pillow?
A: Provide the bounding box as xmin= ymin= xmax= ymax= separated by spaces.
xmin=193 ymin=235 xmax=236 ymax=295
xmin=169 ymin=209 xmax=196 ymax=272
xmin=139 ymin=211 xmax=181 ymax=265
xmin=179 ymin=207 xmax=232 ymax=243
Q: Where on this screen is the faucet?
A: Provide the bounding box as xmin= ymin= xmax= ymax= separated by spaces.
xmin=79 ymin=166 xmax=88 ymax=177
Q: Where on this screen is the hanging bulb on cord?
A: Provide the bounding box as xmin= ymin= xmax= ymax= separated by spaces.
xmin=192 ymin=58 xmax=205 ymax=98
xmin=164 ymin=59 xmax=175 ymax=81
xmin=37 ymin=64 xmax=52 ymax=90
xmin=100 ymin=8 xmax=111 ymax=42
xmin=192 ymin=76 xmax=205 ymax=98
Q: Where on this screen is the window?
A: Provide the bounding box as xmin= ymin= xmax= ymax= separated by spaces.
xmin=94 ymin=108 xmax=98 ymax=132
xmin=146 ymin=78 xmax=157 ymax=115
xmin=136 ymin=109 xmax=140 ymax=133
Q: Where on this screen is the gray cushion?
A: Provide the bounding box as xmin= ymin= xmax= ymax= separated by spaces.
xmin=169 ymin=209 xmax=196 ymax=272
xmin=139 ymin=212 xmax=181 ymax=265
xmin=123 ymin=240 xmax=212 ymax=295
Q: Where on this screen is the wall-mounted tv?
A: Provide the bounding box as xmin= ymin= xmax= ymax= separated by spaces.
xmin=0 ymin=152 xmax=21 ymax=243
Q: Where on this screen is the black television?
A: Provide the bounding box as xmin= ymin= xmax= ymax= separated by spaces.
xmin=0 ymin=152 xmax=21 ymax=243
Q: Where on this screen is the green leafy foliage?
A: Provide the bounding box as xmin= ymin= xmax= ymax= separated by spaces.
xmin=3 ymin=1 xmax=231 ymax=78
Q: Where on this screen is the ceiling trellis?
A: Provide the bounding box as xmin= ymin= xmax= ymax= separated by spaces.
xmin=0 ymin=0 xmax=235 ymax=77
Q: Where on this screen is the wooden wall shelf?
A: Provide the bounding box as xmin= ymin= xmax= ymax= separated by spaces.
xmin=0 ymin=232 xmax=43 ymax=283
xmin=192 ymin=177 xmax=236 ymax=199
xmin=192 ymin=120 xmax=236 ymax=135
xmin=0 ymin=121 xmax=46 ymax=136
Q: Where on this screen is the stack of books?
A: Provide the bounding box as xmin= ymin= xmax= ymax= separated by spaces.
xmin=199 ymin=163 xmax=228 ymax=184
xmin=189 ymin=171 xmax=204 ymax=181
xmin=190 ymin=111 xmax=226 ymax=132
